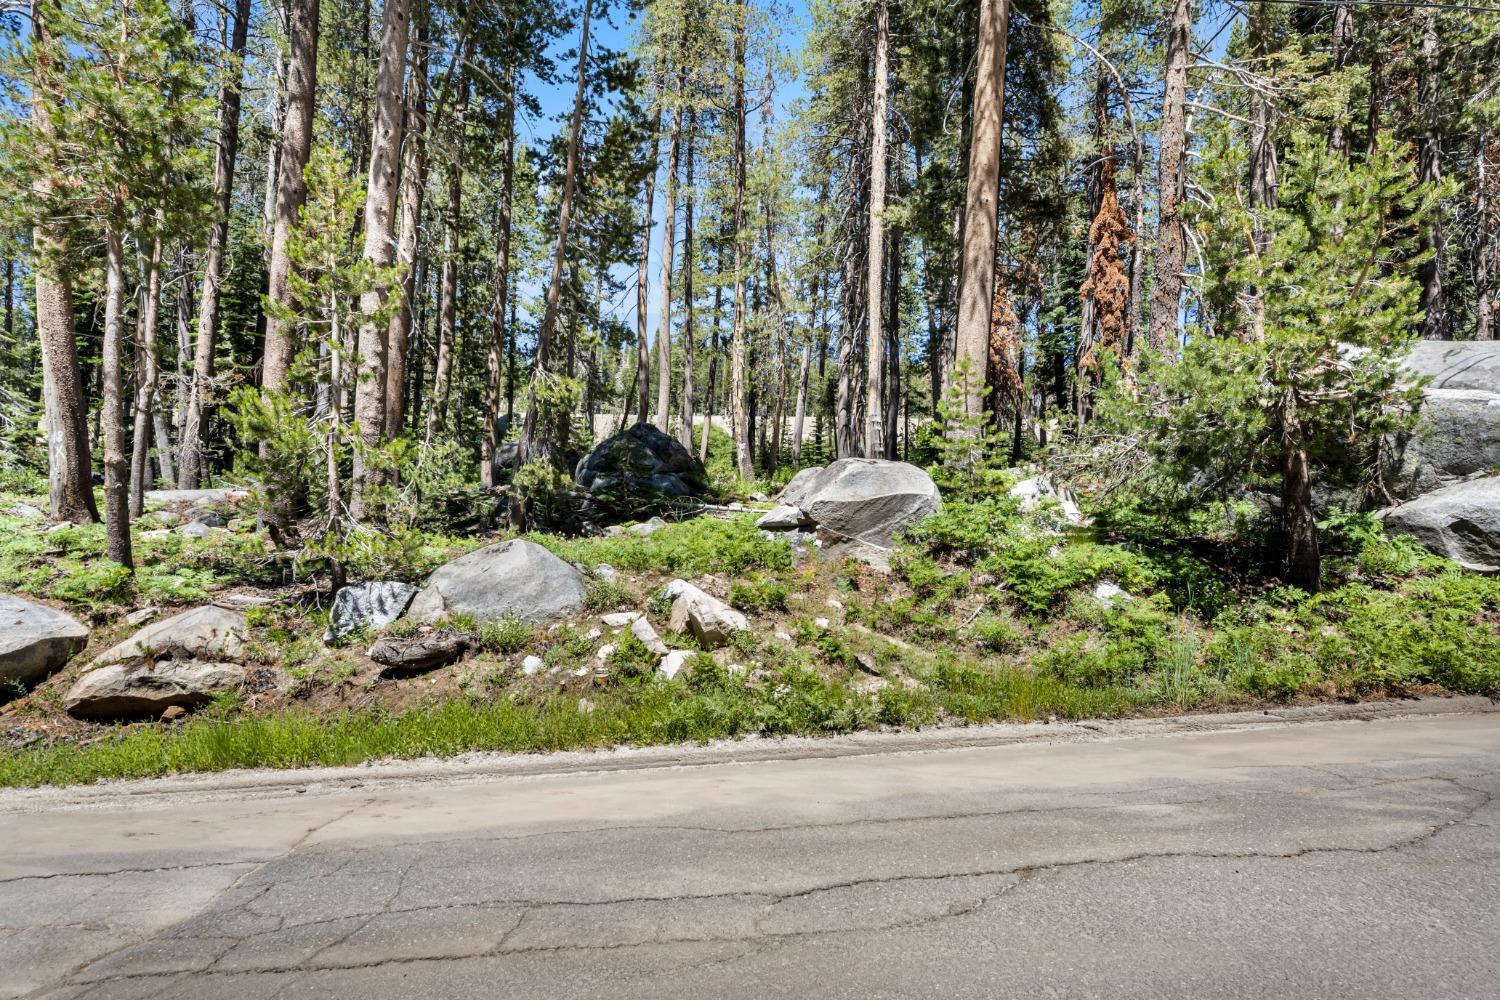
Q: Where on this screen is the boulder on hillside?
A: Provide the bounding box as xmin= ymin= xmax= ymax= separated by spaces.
xmin=771 ymin=459 xmax=941 ymax=549
xmin=324 ymin=581 xmax=419 ymax=643
xmin=664 ymin=579 xmax=748 ymax=649
xmin=0 ymin=596 xmax=89 ymax=689
xmin=1008 ymin=475 xmax=1089 ymax=529
xmin=1380 ymin=476 xmax=1500 ymax=573
xmin=64 ymin=605 xmax=256 ymax=719
xmin=575 ymin=422 xmax=709 ymax=512
xmin=1392 ymin=341 xmax=1500 ymax=498
xmin=407 ymin=539 xmax=587 ymax=625
xmin=369 ymin=628 xmax=477 ymax=674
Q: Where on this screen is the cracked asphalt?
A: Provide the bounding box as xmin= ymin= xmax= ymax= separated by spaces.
xmin=3 ymin=708 xmax=1498 ymax=999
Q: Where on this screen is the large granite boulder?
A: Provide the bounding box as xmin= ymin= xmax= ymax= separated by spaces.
xmin=0 ymin=596 xmax=89 ymax=688
xmin=1393 ymin=342 xmax=1500 ymax=498
xmin=65 ymin=605 xmax=252 ymax=719
xmin=770 ymin=459 xmax=941 ymax=549
xmin=408 ymin=539 xmax=587 ymax=625
xmin=1381 ymin=476 xmax=1500 ymax=573
xmin=575 ymin=422 xmax=709 ymax=506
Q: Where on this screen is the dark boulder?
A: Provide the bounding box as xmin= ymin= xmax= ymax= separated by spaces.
xmin=575 ymin=423 xmax=709 ymax=514
xmin=369 ymin=628 xmax=478 ymax=675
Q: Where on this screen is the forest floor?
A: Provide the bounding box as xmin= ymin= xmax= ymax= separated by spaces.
xmin=1 ymin=469 xmax=1498 ymax=788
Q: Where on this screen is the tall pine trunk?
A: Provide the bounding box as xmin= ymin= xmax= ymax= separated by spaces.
xmin=729 ymin=7 xmax=752 ymax=478
xmin=32 ymin=0 xmax=97 ymax=523
xmin=426 ymin=78 xmax=469 ymax=445
xmin=179 ymin=0 xmax=250 ymax=488
xmin=385 ymin=13 xmax=431 ymax=439
xmin=953 ymin=0 xmax=1008 ymax=417
xmin=129 ymin=234 xmax=164 ymax=517
xmin=677 ymin=107 xmax=697 ymax=453
xmin=352 ymin=0 xmax=412 ymax=510
xmin=1147 ymin=0 xmax=1190 ymax=356
xmin=102 ymin=229 xmax=133 ymax=569
xmin=1416 ymin=12 xmax=1445 ymax=340
xmin=262 ymin=0 xmax=320 ymax=393
xmin=864 ymin=0 xmax=889 ymax=457
xmin=657 ymin=66 xmax=686 ymax=434
xmin=635 ymin=111 xmax=659 ymax=426
xmin=483 ymin=62 xmax=517 ymax=488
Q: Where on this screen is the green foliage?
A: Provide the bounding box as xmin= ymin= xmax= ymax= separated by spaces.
xmin=479 ymin=616 xmax=535 ymax=656
xmin=729 ymin=576 xmax=791 ymax=613
xmin=541 ymin=516 xmax=793 ymax=578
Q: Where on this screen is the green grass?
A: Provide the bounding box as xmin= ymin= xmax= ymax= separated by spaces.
xmin=0 ymin=655 xmax=1158 ymax=788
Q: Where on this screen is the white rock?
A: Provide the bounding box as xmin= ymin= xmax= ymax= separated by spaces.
xmin=1008 ymin=476 xmax=1089 ymax=528
xmin=596 ymin=643 xmax=616 ymax=661
xmin=600 ymin=611 xmax=641 ymax=628
xmin=585 ymin=627 xmax=603 ymax=640
xmin=774 ymin=631 xmax=794 ymax=643
xmin=659 ymin=649 xmax=692 ymax=681
xmin=573 ymin=665 xmax=591 ymax=676
xmin=522 ymin=654 xmax=545 ymax=676
xmin=663 ymin=579 xmax=749 ymax=649
xmin=814 ymin=617 xmax=831 ymax=630
xmin=757 ymin=504 xmax=811 ymax=531
xmin=1094 ymin=581 xmax=1131 ymax=605
xmin=826 ymin=598 xmax=844 ymax=610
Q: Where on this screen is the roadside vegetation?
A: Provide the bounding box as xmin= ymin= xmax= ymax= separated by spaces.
xmin=3 ymin=455 xmax=1496 ymax=789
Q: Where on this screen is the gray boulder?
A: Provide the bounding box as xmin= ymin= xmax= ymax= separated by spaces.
xmin=1393 ymin=342 xmax=1500 ymax=498
xmin=1380 ymin=476 xmax=1500 ymax=573
xmin=6 ymin=502 xmax=44 ymax=520
xmin=575 ymin=422 xmax=709 ymax=507
xmin=64 ymin=605 xmax=252 ymax=719
xmin=323 ymin=581 xmax=418 ymax=643
xmin=369 ymin=628 xmax=477 ymax=674
xmin=0 ymin=596 xmax=89 ymax=688
xmin=757 ymin=504 xmax=812 ymax=530
xmin=1008 ymin=475 xmax=1089 ymax=529
xmin=778 ymin=459 xmax=941 ymax=548
xmin=408 ymin=539 xmax=587 ymax=625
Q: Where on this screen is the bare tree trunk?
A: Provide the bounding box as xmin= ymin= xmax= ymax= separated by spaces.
xmin=1328 ymin=4 xmax=1353 ymax=156
xmin=1478 ymin=130 xmax=1496 ymax=342
xmin=426 ymin=78 xmax=469 ymax=446
xmin=864 ymin=0 xmax=889 ymax=457
xmin=262 ymin=0 xmax=320 ymax=393
xmin=791 ymin=339 xmax=811 ymax=469
xmin=517 ymin=0 xmax=592 ymax=475
xmin=102 ymin=229 xmax=133 ymax=569
xmin=385 ymin=12 xmax=430 ymax=439
xmin=953 ymin=0 xmax=1009 ymax=416
xmin=32 ymin=1 xmax=97 ymax=523
xmin=482 ymin=62 xmax=517 ymax=488
xmin=1147 ymin=0 xmax=1190 ymax=356
xmin=884 ymin=216 xmax=901 ymax=458
xmin=130 ymin=235 xmax=164 ymax=518
xmin=699 ymin=256 xmax=723 ymax=467
xmin=351 ymin=0 xmax=411 ymax=513
xmin=635 ymin=111 xmax=659 ymax=426
xmin=657 ymin=67 xmax=686 ymax=435
xmin=678 ymin=106 xmax=697 ymax=453
xmin=1247 ymin=1 xmax=1278 ymax=343
xmin=1417 ymin=11 xmax=1445 ymax=340
xmin=179 ymin=0 xmax=250 ymax=488
xmin=729 ymin=7 xmax=752 ymax=478
xmin=1281 ymin=430 xmax=1319 ymax=593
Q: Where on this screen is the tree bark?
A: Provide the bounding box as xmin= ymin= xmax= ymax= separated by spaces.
xmin=1281 ymin=434 xmax=1319 ymax=593
xmin=385 ymin=16 xmax=432 ymax=439
xmin=351 ymin=0 xmax=411 ymax=511
xmin=791 ymin=339 xmax=811 ymax=469
xmin=262 ymin=0 xmax=320 ymax=393
xmin=657 ymin=65 xmax=686 ymax=434
xmin=729 ymin=5 xmax=752 ymax=478
xmin=517 ymin=0 xmax=592 ymax=473
xmin=482 ymin=62 xmax=517 ymax=488
xmin=426 ymin=77 xmax=469 ymax=445
xmin=677 ymin=106 xmax=697 ymax=453
xmin=1247 ymin=1 xmax=1278 ymax=343
xmin=31 ymin=0 xmax=97 ymax=523
xmin=1328 ymin=4 xmax=1353 ymax=156
xmin=953 ymin=0 xmax=1009 ymax=416
xmin=1477 ymin=130 xmax=1496 ymax=342
xmin=1147 ymin=0 xmax=1189 ymax=356
xmin=635 ymin=111 xmax=659 ymax=426
xmin=179 ymin=0 xmax=250 ymax=488
xmin=102 ymin=229 xmax=133 ymax=569
xmin=129 ymin=234 xmax=164 ymax=518
xmin=1416 ymin=12 xmax=1445 ymax=340
xmin=864 ymin=0 xmax=889 ymax=457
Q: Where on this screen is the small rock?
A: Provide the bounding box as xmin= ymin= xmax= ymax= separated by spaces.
xmin=1009 ymin=475 xmax=1089 ymax=529
xmin=826 ymin=598 xmax=844 ymax=610
xmin=159 ymin=705 xmax=187 ymax=723
xmin=601 ymin=611 xmax=642 ymax=628
xmin=658 ymin=649 xmax=692 ymax=680
xmin=774 ymin=631 xmax=794 ymax=643
xmin=5 ymin=502 xmax=44 ymax=520
xmin=750 ymin=492 xmax=770 ymax=503
xmin=177 ymin=521 xmax=215 ymax=539
xmin=756 ymin=504 xmax=811 ymax=530
xmin=522 ymin=654 xmax=545 ymax=676
xmin=124 ymin=607 xmax=159 ymax=627
xmin=185 ymin=508 xmax=228 ymax=528
xmin=585 ymin=627 xmax=603 ymax=640
xmin=630 ymin=617 xmax=670 ymax=657
xmin=814 ymin=617 xmax=831 ymax=630
xmin=628 ymin=517 xmax=667 ymax=536
xmin=596 ymin=643 xmax=616 ymax=661
xmin=577 ymin=698 xmax=595 ymax=713
xmin=1094 ymin=580 xmax=1131 ymax=606
xmin=593 ymin=563 xmax=619 ymax=584
xmin=573 ymin=665 xmax=591 ymax=676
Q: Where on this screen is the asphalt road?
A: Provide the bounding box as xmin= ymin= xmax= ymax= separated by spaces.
xmin=4 ymin=705 xmax=1498 ymax=1000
